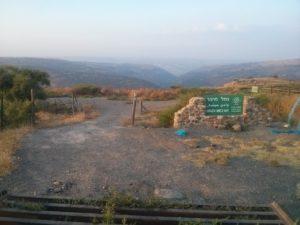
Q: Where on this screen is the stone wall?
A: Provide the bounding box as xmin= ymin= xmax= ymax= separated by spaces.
xmin=173 ymin=96 xmax=272 ymax=129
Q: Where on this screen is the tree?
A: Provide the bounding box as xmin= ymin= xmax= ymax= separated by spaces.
xmin=0 ymin=67 xmax=14 ymax=129
xmin=10 ymin=68 xmax=50 ymax=101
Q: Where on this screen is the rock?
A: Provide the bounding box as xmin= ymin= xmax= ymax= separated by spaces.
xmin=48 ymin=181 xmax=74 ymax=194
xmin=232 ymin=123 xmax=242 ymax=132
xmin=154 ymin=188 xmax=185 ymax=200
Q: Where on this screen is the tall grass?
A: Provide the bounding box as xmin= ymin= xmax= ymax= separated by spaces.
xmin=255 ymin=94 xmax=300 ymax=122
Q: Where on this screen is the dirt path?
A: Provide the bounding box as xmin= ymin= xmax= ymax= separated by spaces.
xmin=0 ymin=98 xmax=299 ymax=218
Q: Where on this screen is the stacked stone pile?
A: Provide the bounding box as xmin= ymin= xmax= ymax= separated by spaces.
xmin=174 ymin=96 xmax=272 ymax=129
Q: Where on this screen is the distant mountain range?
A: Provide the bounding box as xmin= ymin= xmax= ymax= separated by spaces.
xmin=179 ymin=59 xmax=300 ymax=87
xmin=0 ymin=57 xmax=299 ymax=88
xmin=0 ymin=57 xmax=176 ymax=88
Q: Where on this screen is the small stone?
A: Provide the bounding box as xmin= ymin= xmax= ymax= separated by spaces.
xmin=53 ymin=181 xmax=60 ymax=186
xmin=232 ymin=123 xmax=242 ymax=132
xmin=53 ymin=187 xmax=62 ymax=193
xmin=154 ymin=188 xmax=185 ymax=200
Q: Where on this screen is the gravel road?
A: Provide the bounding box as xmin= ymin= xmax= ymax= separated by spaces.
xmin=0 ymin=98 xmax=299 ymax=218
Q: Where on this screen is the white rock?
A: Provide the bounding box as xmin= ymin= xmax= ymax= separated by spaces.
xmin=154 ymin=188 xmax=185 ymax=200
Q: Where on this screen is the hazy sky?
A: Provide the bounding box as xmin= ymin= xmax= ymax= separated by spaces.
xmin=0 ymin=0 xmax=300 ymax=61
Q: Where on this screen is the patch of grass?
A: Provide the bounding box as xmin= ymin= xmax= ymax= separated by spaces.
xmin=100 ymin=191 xmax=192 ymax=209
xmin=102 ymin=200 xmax=115 ymax=225
xmin=0 ymin=126 xmax=31 ymax=176
xmin=183 ymin=135 xmax=300 ymax=168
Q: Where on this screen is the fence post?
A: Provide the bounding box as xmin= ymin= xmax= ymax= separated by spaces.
xmin=72 ymin=92 xmax=75 ymax=115
xmin=31 ymin=88 xmax=35 ymax=127
xmin=131 ymin=93 xmax=137 ymax=126
xmin=54 ymin=99 xmax=57 ymax=114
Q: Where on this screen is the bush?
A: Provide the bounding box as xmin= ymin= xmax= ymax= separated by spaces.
xmin=158 ymin=107 xmax=179 ymax=128
xmin=255 ymin=94 xmax=270 ymax=106
xmin=72 ymin=84 xmax=101 ymax=96
xmin=4 ymin=100 xmax=31 ymax=127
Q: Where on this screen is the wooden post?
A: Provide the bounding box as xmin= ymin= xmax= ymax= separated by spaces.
xmin=131 ymin=93 xmax=137 ymax=126
xmin=140 ymin=99 xmax=143 ymax=114
xmin=72 ymin=92 xmax=75 ymax=115
xmin=288 ymin=80 xmax=291 ymax=96
xmin=54 ymin=99 xmax=57 ymax=114
xmin=31 ymin=88 xmax=35 ymax=127
xmin=270 ymin=85 xmax=273 ymax=94
xmin=0 ymin=91 xmax=4 ymax=130
xmin=270 ymin=202 xmax=294 ymax=225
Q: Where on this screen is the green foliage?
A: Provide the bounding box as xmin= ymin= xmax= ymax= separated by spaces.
xmin=0 ymin=66 xmax=50 ymax=128
xmin=102 ymin=201 xmax=115 ymax=225
xmin=0 ymin=67 xmax=14 ymax=91
xmin=9 ymin=69 xmax=50 ymax=100
xmin=4 ymin=100 xmax=31 ymax=127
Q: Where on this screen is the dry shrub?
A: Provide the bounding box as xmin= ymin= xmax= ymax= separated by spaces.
xmin=134 ymin=88 xmax=179 ymax=101
xmin=0 ymin=127 xmax=31 ymax=176
xmin=121 ymin=112 xmax=159 ymax=128
xmin=36 ymin=105 xmax=99 ymax=128
xmin=46 ymin=87 xmax=73 ymax=96
xmin=48 ymin=86 xmax=180 ymax=101
xmin=121 ymin=117 xmax=132 ymax=127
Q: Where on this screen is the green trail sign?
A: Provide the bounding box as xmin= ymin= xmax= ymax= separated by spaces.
xmin=205 ymin=95 xmax=244 ymax=116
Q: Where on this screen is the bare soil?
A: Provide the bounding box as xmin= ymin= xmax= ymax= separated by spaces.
xmin=0 ymin=98 xmax=299 ymax=218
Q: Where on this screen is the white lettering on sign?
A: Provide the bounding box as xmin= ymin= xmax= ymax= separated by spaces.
xmin=220 ymin=97 xmax=230 ymax=101
xmin=207 ymin=97 xmax=218 ymax=102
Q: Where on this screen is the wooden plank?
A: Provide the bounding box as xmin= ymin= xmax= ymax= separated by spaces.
xmin=6 ymin=195 xmax=271 ymax=210
xmin=115 ymin=207 xmax=278 ymax=219
xmin=0 ymin=208 xmax=283 ymax=225
xmin=270 ymin=202 xmax=295 ymax=225
xmin=19 ymin=202 xmax=276 ymax=219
